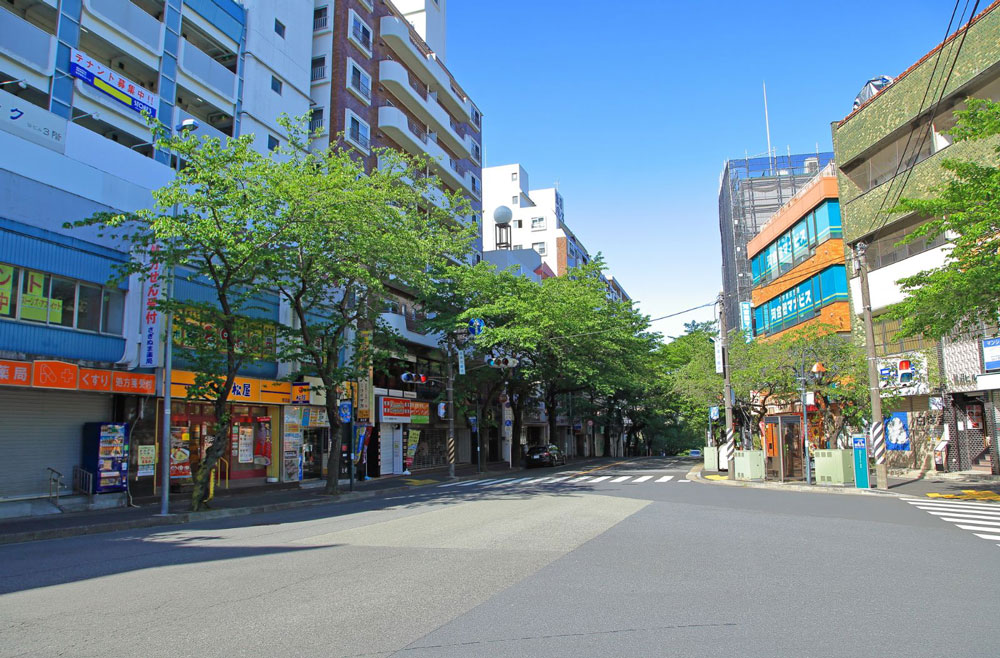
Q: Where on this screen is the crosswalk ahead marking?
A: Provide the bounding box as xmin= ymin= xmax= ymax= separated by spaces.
xmin=437 ymin=473 xmax=692 ymax=490
xmin=633 ymin=476 xmax=653 ymax=483
xmin=656 ymin=475 xmax=674 ymax=483
xmin=906 ymin=499 xmax=1000 ymax=548
xmin=610 ymin=476 xmax=631 ymax=483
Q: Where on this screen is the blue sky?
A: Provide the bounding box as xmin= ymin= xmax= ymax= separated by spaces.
xmin=443 ymin=1 xmax=965 ymax=338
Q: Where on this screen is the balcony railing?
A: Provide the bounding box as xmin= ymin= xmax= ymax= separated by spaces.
xmin=349 ymin=127 xmax=370 ymax=150
xmin=351 ymin=81 xmax=372 ymax=100
xmin=352 ymin=25 xmax=372 ymax=51
xmin=180 ymin=38 xmax=237 ymax=100
xmin=407 ymin=118 xmax=427 ymax=143
xmin=311 ymin=66 xmax=326 ymax=81
xmin=0 ymin=7 xmax=55 ymax=71
xmin=88 ymin=0 xmax=162 ymax=53
xmin=313 ymin=15 xmax=328 ymax=31
xmin=309 ymin=117 xmax=324 ymax=133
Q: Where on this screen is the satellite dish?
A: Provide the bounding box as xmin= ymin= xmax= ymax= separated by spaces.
xmin=493 ymin=205 xmax=513 ymax=225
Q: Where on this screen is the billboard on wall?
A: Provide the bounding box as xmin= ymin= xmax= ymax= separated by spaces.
xmin=69 ymin=48 xmax=158 ymax=118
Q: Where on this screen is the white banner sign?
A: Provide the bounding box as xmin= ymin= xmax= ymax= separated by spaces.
xmin=0 ymin=88 xmax=67 ymax=153
xmin=139 ymin=246 xmax=163 ymax=368
xmin=70 ymin=48 xmax=158 ymax=117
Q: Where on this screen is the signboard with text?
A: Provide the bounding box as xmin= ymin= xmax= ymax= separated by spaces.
xmin=0 ymin=88 xmax=66 ymax=153
xmin=70 ymin=48 xmax=158 ymax=117
xmin=984 ymin=338 xmax=1000 ymax=372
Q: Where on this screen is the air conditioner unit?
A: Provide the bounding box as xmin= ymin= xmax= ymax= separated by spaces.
xmin=207 ymin=112 xmax=228 ymax=124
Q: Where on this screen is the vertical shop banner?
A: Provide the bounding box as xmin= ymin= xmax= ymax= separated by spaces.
xmin=0 ymin=264 xmax=14 ymax=315
xmin=253 ymin=417 xmax=272 ymax=466
xmin=356 ymin=372 xmax=373 ymax=423
xmin=283 ymin=407 xmax=303 ymax=481
xmin=405 ymin=429 xmax=421 ymax=469
xmin=69 ymin=48 xmax=158 ymax=117
xmin=238 ymin=426 xmax=254 ymax=463
xmin=140 ymin=245 xmax=163 ymax=368
xmin=137 ymin=445 xmax=156 ymax=477
xmin=169 ymin=427 xmax=191 ymax=479
xmin=885 ymin=412 xmax=910 ymax=451
xmin=354 ymin=426 xmax=372 ymax=465
xmin=739 ymin=302 xmax=753 ymax=342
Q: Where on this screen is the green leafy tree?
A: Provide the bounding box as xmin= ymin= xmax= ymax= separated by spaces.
xmin=70 ymin=124 xmax=287 ymax=511
xmin=268 ymin=122 xmax=475 ymax=494
xmin=887 ymin=98 xmax=1000 ymax=338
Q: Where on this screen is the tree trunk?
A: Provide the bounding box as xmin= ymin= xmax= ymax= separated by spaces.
xmin=510 ymin=388 xmax=526 ymax=469
xmin=324 ymin=411 xmax=344 ymax=495
xmin=191 ymin=398 xmax=233 ymax=512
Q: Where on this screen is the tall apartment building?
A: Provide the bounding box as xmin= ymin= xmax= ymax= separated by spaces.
xmin=308 ymin=0 xmax=484 ymax=478
xmin=832 ymin=2 xmax=1000 ymax=474
xmin=718 ymin=151 xmax=834 ymax=332
xmin=0 ymin=0 xmax=483 ymax=507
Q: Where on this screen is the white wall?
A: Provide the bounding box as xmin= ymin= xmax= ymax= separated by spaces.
xmin=391 ymin=0 xmax=447 ymax=62
xmin=849 ymin=245 xmax=952 ymax=315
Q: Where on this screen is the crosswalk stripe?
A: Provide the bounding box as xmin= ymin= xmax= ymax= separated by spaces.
xmin=906 ymin=500 xmax=1000 ymax=511
xmin=973 ymin=533 xmax=1000 ymax=541
xmin=529 ymin=477 xmax=554 ymax=484
xmin=456 ymin=478 xmax=500 ymax=487
xmin=437 ymin=481 xmax=466 ymax=488
xmin=547 ymin=476 xmax=572 ymax=484
xmin=940 ymin=516 xmax=1000 ymax=526
xmin=955 ymin=523 xmax=1000 ymax=533
xmin=678 ymin=479 xmax=691 ymax=483
xmin=569 ymin=476 xmax=591 ymax=483
xmin=633 ymin=476 xmax=653 ymax=483
xmin=922 ymin=510 xmax=1000 ymax=521
xmin=656 ymin=475 xmax=674 ymax=482
xmin=589 ymin=476 xmax=611 ymax=483
xmin=610 ymin=476 xmax=631 ymax=483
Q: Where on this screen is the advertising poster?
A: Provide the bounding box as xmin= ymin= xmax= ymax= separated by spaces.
xmin=238 ymin=426 xmax=254 ymax=463
xmin=69 ymin=48 xmax=158 ymax=117
xmin=410 ymin=401 xmax=430 ymax=424
xmin=885 ymin=412 xmax=910 ymax=451
xmin=169 ymin=427 xmax=191 ymax=479
xmin=253 ymin=418 xmax=272 ymax=466
xmin=137 ymin=445 xmax=156 ymax=477
xmin=354 ymin=426 xmax=372 ymax=465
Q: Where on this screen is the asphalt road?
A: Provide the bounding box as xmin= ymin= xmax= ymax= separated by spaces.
xmin=1 ymin=457 xmax=997 ymax=657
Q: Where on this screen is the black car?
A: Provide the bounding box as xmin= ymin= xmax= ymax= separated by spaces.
xmin=525 ymin=444 xmax=566 ymax=468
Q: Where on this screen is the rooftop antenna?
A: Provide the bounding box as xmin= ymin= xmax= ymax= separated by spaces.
xmin=763 ymin=81 xmax=773 ymax=175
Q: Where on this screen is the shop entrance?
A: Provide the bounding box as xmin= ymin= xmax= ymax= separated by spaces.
xmin=302 ymin=427 xmax=328 ymax=479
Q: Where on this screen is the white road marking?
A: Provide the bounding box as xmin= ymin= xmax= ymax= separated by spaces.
xmin=569 ymin=476 xmax=592 ymax=483
xmin=656 ymin=475 xmax=674 ymax=483
xmin=678 ymin=479 xmax=691 ymax=483
xmin=546 ymin=476 xmax=572 ymax=484
xmin=955 ymin=523 xmax=1000 ymax=533
xmin=906 ymin=500 xmax=1000 ymax=511
xmin=589 ymin=476 xmax=611 ymax=483
xmin=610 ymin=476 xmax=631 ymax=483
xmin=973 ymin=533 xmax=1000 ymax=541
xmin=921 ymin=510 xmax=1000 ymax=522
xmin=456 ymin=478 xmax=501 ymax=487
xmin=633 ymin=476 xmax=653 ymax=483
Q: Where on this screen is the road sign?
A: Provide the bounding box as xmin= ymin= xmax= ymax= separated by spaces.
xmin=505 ymin=420 xmax=512 ymax=427
xmin=852 ymin=434 xmax=870 ymax=489
xmin=468 ymin=318 xmax=485 ymax=336
xmin=709 ymin=406 xmax=719 ymax=421
xmin=457 ymin=350 xmax=466 ymax=375
xmin=714 ymin=337 xmax=724 ymax=374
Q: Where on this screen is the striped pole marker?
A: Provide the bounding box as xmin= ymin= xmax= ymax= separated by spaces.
xmin=725 ymin=428 xmax=736 ymax=464
xmin=871 ymin=420 xmax=886 ymax=465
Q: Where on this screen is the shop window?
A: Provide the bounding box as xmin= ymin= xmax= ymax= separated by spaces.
xmin=50 ymin=276 xmax=77 ymax=328
xmin=77 ymin=284 xmax=103 ymax=332
xmin=102 ymin=289 xmax=125 ymax=335
xmin=20 ymin=271 xmax=51 ymax=323
xmin=0 ymin=264 xmax=18 ymax=319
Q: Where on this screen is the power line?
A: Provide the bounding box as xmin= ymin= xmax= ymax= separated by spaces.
xmin=546 ymin=301 xmax=719 ymax=341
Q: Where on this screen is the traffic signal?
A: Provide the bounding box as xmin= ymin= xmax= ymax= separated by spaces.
xmin=401 ymin=372 xmax=428 ymax=384
xmin=487 ymin=356 xmax=519 ymax=368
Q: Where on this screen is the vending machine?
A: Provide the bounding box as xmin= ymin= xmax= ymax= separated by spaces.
xmin=81 ymin=422 xmax=129 ymax=493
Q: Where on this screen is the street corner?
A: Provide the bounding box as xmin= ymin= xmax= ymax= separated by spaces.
xmin=401 ymin=478 xmax=439 ymax=487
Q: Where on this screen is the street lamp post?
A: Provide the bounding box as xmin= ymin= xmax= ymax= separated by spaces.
xmin=158 ymin=118 xmax=199 ymax=517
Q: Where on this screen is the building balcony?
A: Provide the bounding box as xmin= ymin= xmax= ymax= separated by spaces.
xmin=378 ymin=105 xmax=477 ymax=196
xmin=178 ymin=38 xmax=237 ymax=109
xmin=380 ymin=311 xmax=442 ymax=349
xmin=82 ymin=0 xmax=163 ymax=66
xmin=73 ymin=78 xmax=151 ymax=140
xmin=378 ymin=60 xmax=469 ymax=158
xmin=0 ymin=7 xmax=56 ymax=82
xmin=379 ymin=15 xmax=472 ymax=122
xmin=174 ymin=106 xmax=230 ymax=144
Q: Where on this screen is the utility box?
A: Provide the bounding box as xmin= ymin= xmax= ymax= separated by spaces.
xmin=734 ymin=450 xmax=765 ymax=481
xmin=703 ymin=446 xmax=719 ymax=472
xmin=815 ymin=449 xmax=855 ymax=485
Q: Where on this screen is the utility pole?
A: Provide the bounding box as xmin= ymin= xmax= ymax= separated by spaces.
xmin=446 ymin=339 xmax=456 ymax=478
xmin=719 ymin=294 xmax=736 ymax=479
xmin=855 ymin=242 xmax=887 ymax=490
xmin=798 ymin=356 xmax=813 ymax=486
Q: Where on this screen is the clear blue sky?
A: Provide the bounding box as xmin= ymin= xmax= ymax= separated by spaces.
xmin=443 ymin=1 xmax=965 ymax=338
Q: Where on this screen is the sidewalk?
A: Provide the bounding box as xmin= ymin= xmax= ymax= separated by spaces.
xmin=690 ymin=464 xmax=1000 ymax=502
xmin=0 ymin=457 xmax=603 ymax=545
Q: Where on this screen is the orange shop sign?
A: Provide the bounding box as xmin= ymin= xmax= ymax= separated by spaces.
xmin=112 ymin=371 xmax=156 ymax=395
xmin=32 ymin=361 xmax=79 ymax=389
xmin=79 ymin=368 xmax=113 ymax=392
xmin=0 ymin=360 xmax=32 ymax=387
xmin=380 ymin=397 xmax=411 ymax=423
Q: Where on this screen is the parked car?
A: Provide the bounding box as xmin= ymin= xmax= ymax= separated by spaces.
xmin=525 ymin=444 xmax=566 ymax=468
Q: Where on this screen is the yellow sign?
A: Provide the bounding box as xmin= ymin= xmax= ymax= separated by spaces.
xmin=0 ymin=264 xmax=12 ymax=315
xmin=170 ymin=370 xmax=293 ymax=405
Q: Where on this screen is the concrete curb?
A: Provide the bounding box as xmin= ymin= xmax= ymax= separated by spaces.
xmin=687 ymin=464 xmax=915 ymax=500
xmin=0 ymin=460 xmax=606 ymax=546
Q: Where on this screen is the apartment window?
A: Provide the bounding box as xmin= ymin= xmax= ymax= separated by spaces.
xmin=865 ymin=216 xmax=949 ymax=272
xmin=271 ymin=75 xmax=282 ymax=94
xmin=345 ymin=110 xmax=370 ymax=153
xmin=531 ymin=217 xmax=546 ymax=231
xmin=511 ymin=172 xmax=518 ymax=181
xmin=274 ymin=19 xmax=285 ymax=38
xmin=512 ymin=244 xmax=522 ymax=250
xmin=470 ymin=142 xmax=481 ymax=164
xmin=311 ymin=56 xmax=326 ymax=81
xmin=511 ymin=195 xmax=518 ymax=205
xmin=309 ymin=108 xmax=324 ymax=134
xmin=313 ymin=6 xmax=328 ymax=31
xmin=471 ymin=107 xmax=482 ymax=129
xmin=349 ymin=10 xmax=373 ymax=56
xmin=358 ymin=0 xmax=374 ymax=10
xmin=532 ymin=242 xmax=546 ymax=255
xmin=347 ymin=59 xmax=372 ymax=103
xmin=0 ymin=263 xmax=124 ymax=335
xmin=267 ymin=135 xmax=280 ymax=151
xmin=513 ymin=220 xmax=522 ymax=228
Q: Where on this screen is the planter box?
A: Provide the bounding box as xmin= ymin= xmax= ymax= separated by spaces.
xmin=703 ymin=446 xmax=719 ymax=472
xmin=734 ymin=450 xmax=765 ymax=481
xmin=815 ymin=449 xmax=855 ymax=485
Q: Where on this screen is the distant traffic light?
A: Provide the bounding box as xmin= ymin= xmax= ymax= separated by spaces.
xmin=400 ymin=372 xmax=428 ymax=384
xmin=487 ymin=356 xmax=519 ymax=368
